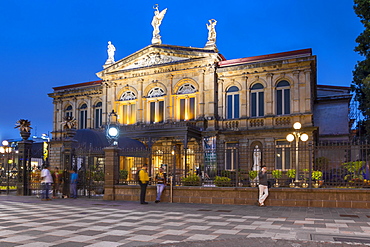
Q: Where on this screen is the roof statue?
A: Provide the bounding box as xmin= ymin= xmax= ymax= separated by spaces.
xmin=151 ymin=4 xmax=167 ymax=45
xmin=205 ymin=19 xmax=217 ymax=50
xmin=105 ymin=41 xmax=116 ymax=65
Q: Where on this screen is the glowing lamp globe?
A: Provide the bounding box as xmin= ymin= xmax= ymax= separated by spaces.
xmin=300 ymin=133 xmax=309 ymax=142
xmin=286 ymin=134 xmax=295 ymax=142
xmin=293 ymin=122 xmax=302 ymax=130
xmin=107 ymin=126 xmax=119 ymax=138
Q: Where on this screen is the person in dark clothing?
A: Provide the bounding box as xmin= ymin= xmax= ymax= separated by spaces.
xmin=258 ymin=165 xmax=268 ymax=207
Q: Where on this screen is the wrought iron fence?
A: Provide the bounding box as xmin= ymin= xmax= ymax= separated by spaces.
xmin=116 ymin=142 xmax=370 ymax=189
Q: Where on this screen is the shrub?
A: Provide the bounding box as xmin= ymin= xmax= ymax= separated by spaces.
xmin=181 ymin=174 xmax=201 ymax=186
xmin=248 ymin=170 xmax=258 ymax=180
xmin=272 ymin=170 xmax=282 ymax=179
xmin=287 ymin=169 xmax=296 ymax=179
xmin=312 ymin=171 xmax=323 ymax=181
xmin=119 ymin=170 xmax=128 ymax=180
xmin=214 ymin=176 xmax=231 ymax=187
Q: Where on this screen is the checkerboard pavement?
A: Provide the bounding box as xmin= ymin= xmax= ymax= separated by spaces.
xmin=0 ymin=194 xmax=370 ymax=246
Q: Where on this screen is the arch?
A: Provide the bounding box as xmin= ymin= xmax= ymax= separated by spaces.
xmin=117 ymin=86 xmax=139 ymax=101
xmin=224 ymin=80 xmax=243 ymax=93
xmin=276 ymin=80 xmax=290 ymax=87
xmin=147 ymin=87 xmax=166 ymax=98
xmin=273 ymin=75 xmax=294 ymax=87
xmin=173 ymin=78 xmax=199 ymax=94
xmin=227 ymin=86 xmax=239 ymax=92
xmin=143 ymin=81 xmax=167 ymax=96
xmin=120 ymin=91 xmax=137 ymax=101
xmin=250 ymin=83 xmax=264 ymax=90
xmin=79 ymin=103 xmax=88 ymax=109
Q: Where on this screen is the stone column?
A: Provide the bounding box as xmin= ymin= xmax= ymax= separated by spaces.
xmin=103 ymin=146 xmax=120 ymax=200
xmin=17 ymin=140 xmax=33 ymax=196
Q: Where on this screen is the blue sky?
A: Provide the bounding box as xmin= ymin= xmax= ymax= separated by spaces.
xmin=0 ymin=0 xmax=363 ymax=140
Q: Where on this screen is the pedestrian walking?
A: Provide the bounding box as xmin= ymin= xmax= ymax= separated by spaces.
xmin=258 ymin=165 xmax=269 ymax=206
xmin=155 ymin=167 xmax=167 ymax=203
xmin=40 ymin=164 xmax=53 ymax=201
xmin=138 ymin=164 xmax=149 ymax=204
xmin=70 ymin=169 xmax=78 ymax=199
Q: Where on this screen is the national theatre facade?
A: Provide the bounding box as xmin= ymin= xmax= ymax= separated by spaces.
xmin=48 ymin=7 xmax=351 ymax=181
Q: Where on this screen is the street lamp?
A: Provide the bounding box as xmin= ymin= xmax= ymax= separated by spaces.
xmin=106 ymin=110 xmax=120 ymax=146
xmin=286 ymin=122 xmax=308 ymax=183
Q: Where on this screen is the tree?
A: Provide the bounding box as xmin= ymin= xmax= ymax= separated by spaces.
xmin=351 ymin=0 xmax=370 ymax=137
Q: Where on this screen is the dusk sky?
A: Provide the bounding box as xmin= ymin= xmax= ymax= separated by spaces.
xmin=0 ymin=1 xmax=364 ymax=141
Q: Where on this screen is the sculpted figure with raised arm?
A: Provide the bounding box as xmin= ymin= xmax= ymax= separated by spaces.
xmin=151 ymin=4 xmax=167 ymax=44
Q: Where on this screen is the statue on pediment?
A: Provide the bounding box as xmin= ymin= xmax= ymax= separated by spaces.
xmin=105 ymin=41 xmax=116 ymax=65
xmin=151 ymin=4 xmax=167 ymax=44
xmin=205 ymin=19 xmax=217 ymax=48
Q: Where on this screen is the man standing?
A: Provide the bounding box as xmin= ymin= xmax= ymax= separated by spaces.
xmin=138 ymin=164 xmax=149 ymax=204
xmin=70 ymin=169 xmax=78 ymax=199
xmin=41 ymin=164 xmax=53 ymax=201
xmin=155 ymin=167 xmax=167 ymax=203
xmin=52 ymin=167 xmax=62 ymax=199
xmin=258 ymin=165 xmax=269 ymax=207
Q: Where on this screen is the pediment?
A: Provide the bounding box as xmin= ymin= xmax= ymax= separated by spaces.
xmin=98 ymin=44 xmax=220 ymax=76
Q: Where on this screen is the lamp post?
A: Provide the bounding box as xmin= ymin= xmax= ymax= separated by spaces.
xmin=286 ymin=122 xmax=308 ymax=183
xmin=1 ymin=140 xmax=11 ymax=194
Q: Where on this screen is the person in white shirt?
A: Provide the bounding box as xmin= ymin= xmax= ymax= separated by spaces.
xmin=41 ymin=164 xmax=53 ymax=201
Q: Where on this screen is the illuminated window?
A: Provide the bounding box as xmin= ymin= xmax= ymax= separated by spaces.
xmin=122 ymin=104 xmax=136 ymax=125
xmin=226 ymin=86 xmax=240 ymax=119
xmin=250 ymin=83 xmax=264 ymax=117
xmin=179 ymin=97 xmax=195 ymax=121
xmin=94 ymin=102 xmax=102 ymax=128
xmin=148 ymin=87 xmax=165 ymax=123
xmin=65 ymin=105 xmax=73 ymax=118
xmin=177 ymin=83 xmax=196 ymax=121
xmin=120 ymin=91 xmax=137 ymax=125
xmin=79 ymin=104 xmax=87 ymax=129
xmin=276 ymin=80 xmax=290 ymax=115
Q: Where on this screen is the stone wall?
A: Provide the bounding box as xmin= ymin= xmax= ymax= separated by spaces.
xmin=110 ymin=185 xmax=370 ymax=209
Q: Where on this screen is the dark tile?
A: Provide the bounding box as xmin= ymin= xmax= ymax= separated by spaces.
xmin=52 ymin=242 xmax=89 ymax=247
xmin=77 ymin=230 xmax=106 ymax=236
xmin=95 ymin=235 xmax=130 ymax=242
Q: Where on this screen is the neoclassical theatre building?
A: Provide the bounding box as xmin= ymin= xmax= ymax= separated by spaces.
xmin=48 ymin=11 xmax=351 ymax=180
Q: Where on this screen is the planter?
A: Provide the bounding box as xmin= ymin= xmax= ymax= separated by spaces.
xmin=250 ymin=181 xmax=257 ymax=187
xmin=313 ymin=181 xmax=320 ymax=188
xmin=301 ymin=182 xmax=308 ymax=188
xmin=273 ymin=179 xmax=280 ymax=187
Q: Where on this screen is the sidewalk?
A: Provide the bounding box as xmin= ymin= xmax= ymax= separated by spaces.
xmin=0 ymin=194 xmax=369 ymax=246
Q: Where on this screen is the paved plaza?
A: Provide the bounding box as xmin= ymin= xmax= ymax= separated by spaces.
xmin=0 ymin=194 xmax=369 ymax=246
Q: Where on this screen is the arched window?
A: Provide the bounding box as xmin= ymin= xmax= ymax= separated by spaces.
xmin=226 ymin=86 xmax=240 ymax=119
xmin=120 ymin=91 xmax=137 ymax=101
xmin=276 ymin=80 xmax=290 ymax=115
xmin=177 ymin=83 xmax=196 ymax=121
xmin=79 ymin=104 xmax=87 ymax=129
xmin=148 ymin=87 xmax=165 ymax=123
xmin=94 ymin=102 xmax=102 ymax=128
xmin=250 ymin=83 xmax=264 ymax=117
xmin=177 ymin=83 xmax=196 ymax=95
xmin=65 ymin=105 xmax=73 ymax=118
xmin=120 ymin=91 xmax=137 ymax=125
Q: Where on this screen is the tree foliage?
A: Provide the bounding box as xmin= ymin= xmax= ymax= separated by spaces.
xmin=352 ymin=0 xmax=370 ymax=137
